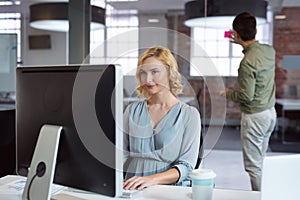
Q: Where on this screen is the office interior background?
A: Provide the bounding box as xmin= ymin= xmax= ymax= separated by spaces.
xmin=1 ymin=0 xmax=300 ymax=190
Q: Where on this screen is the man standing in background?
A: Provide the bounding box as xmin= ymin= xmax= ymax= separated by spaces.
xmin=220 ymin=12 xmax=277 ymax=191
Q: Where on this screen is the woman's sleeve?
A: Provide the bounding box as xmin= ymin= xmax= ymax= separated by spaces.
xmin=173 ymin=106 xmax=201 ymax=183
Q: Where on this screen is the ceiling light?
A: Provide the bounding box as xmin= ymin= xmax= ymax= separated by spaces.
xmin=0 ymin=1 xmax=13 ymax=6
xmin=184 ymin=0 xmax=267 ymax=28
xmin=29 ymin=2 xmax=105 ymax=32
xmin=148 ymin=18 xmax=160 ymax=23
xmin=274 ymin=15 xmax=286 ymax=20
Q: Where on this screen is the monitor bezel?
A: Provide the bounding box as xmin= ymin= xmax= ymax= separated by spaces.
xmin=15 ymin=64 xmax=123 ymax=197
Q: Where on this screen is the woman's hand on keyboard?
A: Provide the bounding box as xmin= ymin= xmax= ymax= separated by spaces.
xmin=123 ymin=175 xmax=155 ymax=190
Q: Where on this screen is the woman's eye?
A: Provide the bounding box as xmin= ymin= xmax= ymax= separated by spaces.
xmin=152 ymin=71 xmax=159 ymax=75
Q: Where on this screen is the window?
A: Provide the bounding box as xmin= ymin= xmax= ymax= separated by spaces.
xmin=105 ymin=6 xmax=139 ymax=76
xmin=90 ymin=0 xmax=105 ymax=64
xmin=90 ymin=2 xmax=139 ymax=76
xmin=190 ymin=18 xmax=272 ymax=76
xmin=0 ymin=13 xmax=21 ymax=63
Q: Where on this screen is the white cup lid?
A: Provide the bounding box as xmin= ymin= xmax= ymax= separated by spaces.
xmin=190 ymin=168 xmax=216 ymax=180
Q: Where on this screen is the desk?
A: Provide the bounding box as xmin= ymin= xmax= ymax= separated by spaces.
xmin=0 ymin=104 xmax=15 ymax=111
xmin=0 ymin=175 xmax=260 ymax=200
xmin=276 ymin=99 xmax=300 ymax=111
xmin=275 ymin=99 xmax=300 ymax=143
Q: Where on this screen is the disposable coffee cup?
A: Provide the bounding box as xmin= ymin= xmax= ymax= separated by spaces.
xmin=190 ymin=169 xmax=216 ymax=200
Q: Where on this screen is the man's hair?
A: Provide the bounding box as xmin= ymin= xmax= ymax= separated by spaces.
xmin=232 ymin=12 xmax=257 ymax=41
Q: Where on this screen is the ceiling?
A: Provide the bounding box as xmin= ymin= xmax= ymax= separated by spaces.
xmin=3 ymin=0 xmax=300 ymax=14
xmin=107 ymin=0 xmax=300 ymax=13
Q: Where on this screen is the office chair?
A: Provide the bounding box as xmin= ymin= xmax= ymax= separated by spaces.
xmin=194 ymin=86 xmax=204 ymax=169
xmin=195 ymin=133 xmax=203 ymax=169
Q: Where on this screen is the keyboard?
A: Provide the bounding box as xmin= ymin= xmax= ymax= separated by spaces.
xmin=121 ymin=189 xmax=141 ymax=198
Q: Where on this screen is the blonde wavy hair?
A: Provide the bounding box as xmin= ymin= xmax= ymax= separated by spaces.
xmin=136 ymin=46 xmax=183 ymax=98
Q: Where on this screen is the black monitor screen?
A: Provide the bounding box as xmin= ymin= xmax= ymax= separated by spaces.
xmin=16 ymin=64 xmax=123 ymax=197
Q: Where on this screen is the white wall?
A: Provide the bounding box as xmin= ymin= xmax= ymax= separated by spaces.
xmin=19 ymin=6 xmax=169 ymax=66
xmin=22 ymin=17 xmax=68 ymax=66
xmin=0 ymin=3 xmax=68 ymax=66
xmin=138 ymin=13 xmax=168 ymax=50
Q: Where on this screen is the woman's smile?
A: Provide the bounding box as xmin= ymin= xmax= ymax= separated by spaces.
xmin=146 ymin=84 xmax=155 ymax=89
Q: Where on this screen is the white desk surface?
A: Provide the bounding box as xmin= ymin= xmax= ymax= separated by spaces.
xmin=276 ymin=98 xmax=300 ymax=110
xmin=0 ymin=175 xmax=260 ymax=200
xmin=0 ymin=104 xmax=15 ymax=110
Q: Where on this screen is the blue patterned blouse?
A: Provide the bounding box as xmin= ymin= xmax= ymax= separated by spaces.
xmin=123 ymin=100 xmax=201 ymax=186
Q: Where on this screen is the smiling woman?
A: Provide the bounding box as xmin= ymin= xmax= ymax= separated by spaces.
xmin=138 ymin=59 xmax=170 ymax=97
xmin=136 ymin=46 xmax=183 ymax=99
xmin=123 ymin=46 xmax=202 ymax=191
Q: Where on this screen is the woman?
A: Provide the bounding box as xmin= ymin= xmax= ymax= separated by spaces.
xmin=123 ymin=46 xmax=201 ymax=190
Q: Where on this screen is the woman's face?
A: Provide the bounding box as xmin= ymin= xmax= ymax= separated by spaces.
xmin=139 ymin=56 xmax=170 ymax=96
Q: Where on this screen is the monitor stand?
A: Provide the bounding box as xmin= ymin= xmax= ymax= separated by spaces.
xmin=22 ymin=125 xmax=63 ymax=200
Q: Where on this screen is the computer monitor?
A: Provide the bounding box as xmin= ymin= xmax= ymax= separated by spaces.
xmin=0 ymin=33 xmax=17 ymax=92
xmin=15 ymin=64 xmax=123 ymax=198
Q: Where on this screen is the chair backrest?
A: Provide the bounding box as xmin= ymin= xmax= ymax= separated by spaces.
xmin=195 ymin=130 xmax=203 ymax=169
xmin=194 ymin=86 xmax=204 ymax=169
